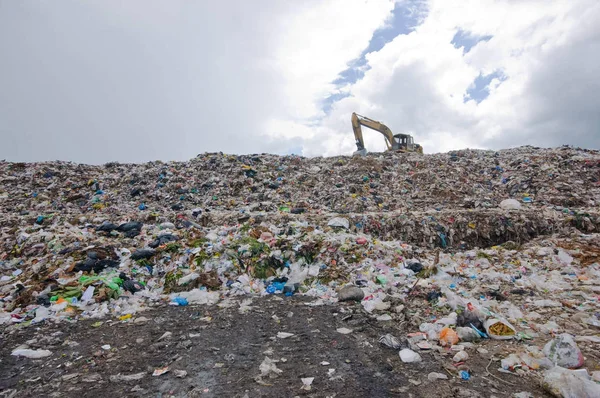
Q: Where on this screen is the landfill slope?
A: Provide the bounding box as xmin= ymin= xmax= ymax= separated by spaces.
xmin=1 ymin=146 xmax=600 ymax=397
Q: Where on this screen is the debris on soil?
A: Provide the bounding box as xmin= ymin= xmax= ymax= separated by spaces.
xmin=10 ymin=348 xmax=52 ymax=359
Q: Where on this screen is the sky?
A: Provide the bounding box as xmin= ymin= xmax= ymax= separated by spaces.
xmin=0 ymin=0 xmax=599 ymax=164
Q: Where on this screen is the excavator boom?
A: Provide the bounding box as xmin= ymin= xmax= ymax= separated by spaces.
xmin=352 ymin=112 xmax=395 ymax=151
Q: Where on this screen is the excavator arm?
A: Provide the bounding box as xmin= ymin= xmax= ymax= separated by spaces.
xmin=352 ymin=112 xmax=396 ymax=152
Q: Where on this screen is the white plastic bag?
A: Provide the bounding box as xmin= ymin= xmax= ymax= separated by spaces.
xmin=543 ymin=334 xmax=584 ymax=369
xmin=485 ymin=318 xmax=516 ymax=340
xmin=172 ymin=289 xmax=220 ymax=305
xmin=361 ymin=293 xmax=390 ymax=313
xmin=543 ymin=367 xmax=600 ymax=398
xmin=500 ymin=199 xmax=522 ymax=210
xmin=399 ymin=349 xmax=421 ymax=363
xmin=11 ymin=348 xmax=52 ymax=359
xmin=32 ymin=306 xmax=50 ymax=323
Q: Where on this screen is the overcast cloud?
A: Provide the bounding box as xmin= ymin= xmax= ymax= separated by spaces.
xmin=0 ymin=0 xmax=598 ymax=164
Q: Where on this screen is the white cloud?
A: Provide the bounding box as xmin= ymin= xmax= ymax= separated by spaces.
xmin=0 ymin=0 xmax=598 ymax=163
xmin=266 ymin=0 xmax=395 ymax=124
xmin=303 ymin=0 xmax=600 ymax=156
xmin=0 ymin=0 xmax=394 ymax=163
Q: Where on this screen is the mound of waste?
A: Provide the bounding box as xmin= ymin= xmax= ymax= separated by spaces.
xmin=1 ymin=146 xmax=600 ymax=394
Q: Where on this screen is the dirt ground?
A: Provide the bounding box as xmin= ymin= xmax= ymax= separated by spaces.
xmin=1 ymin=296 xmax=551 ymax=398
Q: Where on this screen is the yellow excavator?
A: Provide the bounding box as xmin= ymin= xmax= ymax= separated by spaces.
xmin=351 ymin=112 xmax=423 ymax=156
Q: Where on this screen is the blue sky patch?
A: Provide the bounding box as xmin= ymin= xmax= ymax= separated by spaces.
xmin=465 ymin=71 xmax=506 ymax=103
xmin=452 ymin=29 xmax=493 ymax=53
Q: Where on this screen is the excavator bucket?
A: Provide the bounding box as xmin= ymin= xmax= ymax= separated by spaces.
xmin=353 ymin=148 xmax=367 ymax=157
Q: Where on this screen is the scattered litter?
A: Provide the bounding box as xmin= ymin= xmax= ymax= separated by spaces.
xmin=543 ymin=334 xmax=584 ymax=369
xmin=337 ymin=286 xmax=364 ymax=302
xmin=152 ymin=367 xmax=169 ymax=377
xmin=500 ymin=199 xmax=522 ymax=210
xmin=459 ymin=370 xmax=470 ymax=380
xmin=300 ymin=377 xmax=314 ymax=391
xmin=379 ymin=334 xmax=402 ymax=349
xmin=170 ymin=297 xmax=189 ymax=306
xmin=256 ymin=357 xmax=282 ymax=384
xmin=174 ymin=370 xmax=188 ymax=378
xmin=485 ymin=318 xmax=516 ymax=340
xmin=11 ymin=348 xmax=52 ymax=359
xmin=399 ymin=349 xmax=422 ymax=363
xmin=428 ymin=372 xmax=448 ymax=381
xmin=439 ymin=328 xmax=459 ymax=346
xmin=277 ymin=332 xmax=294 ymax=339
xmin=109 ymin=372 xmax=146 ymax=382
xmin=543 ymin=366 xmax=600 ymax=397
xmin=327 ymin=217 xmax=349 ymax=229
xmin=453 ymin=351 xmax=469 ymax=362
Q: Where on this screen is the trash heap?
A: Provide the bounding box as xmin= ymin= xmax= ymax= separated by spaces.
xmin=1 ymin=146 xmax=600 ymax=394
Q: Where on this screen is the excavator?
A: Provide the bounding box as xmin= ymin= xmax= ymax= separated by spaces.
xmin=351 ymin=112 xmax=423 ymax=156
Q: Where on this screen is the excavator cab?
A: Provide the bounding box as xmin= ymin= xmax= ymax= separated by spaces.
xmin=393 ymin=134 xmax=422 ymax=153
xmin=394 ymin=134 xmax=412 ymax=149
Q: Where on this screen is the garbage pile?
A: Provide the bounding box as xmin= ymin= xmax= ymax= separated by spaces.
xmin=1 ymin=146 xmax=599 ymax=394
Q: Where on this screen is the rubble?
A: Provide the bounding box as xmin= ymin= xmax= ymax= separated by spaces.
xmin=1 ymin=146 xmax=600 ymax=393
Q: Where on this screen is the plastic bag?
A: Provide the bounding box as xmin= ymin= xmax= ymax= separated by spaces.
xmin=500 ymin=302 xmax=524 ymax=321
xmin=441 ymin=287 xmax=467 ymax=310
xmin=543 ymin=367 xmax=600 ymax=398
xmin=457 ymin=308 xmax=485 ymax=331
xmin=485 ymin=318 xmax=516 ymax=340
xmin=419 ymin=322 xmax=443 ymax=340
xmin=257 ymin=357 xmax=282 ymax=379
xmin=399 ymin=349 xmax=421 ymax=363
xmin=32 ymin=306 xmax=50 ymax=323
xmin=456 ymin=326 xmax=481 ymax=342
xmin=543 ymin=334 xmax=584 ymax=369
xmin=379 ymin=334 xmax=402 ymax=349
xmin=453 ymin=351 xmax=468 ymax=362
xmin=171 ymin=289 xmax=219 ymax=305
xmin=435 ymin=312 xmax=457 ymax=326
xmin=11 ymin=348 xmax=52 ymax=359
xmin=361 ymin=293 xmax=390 ymax=313
xmin=439 ymin=327 xmax=459 ymax=346
xmin=501 ymin=354 xmax=522 ymax=370
xmin=500 ymin=199 xmax=522 ymax=210
xmin=520 ymin=352 xmax=554 ymax=370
